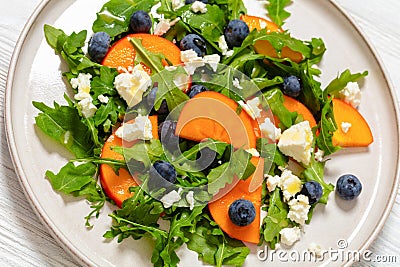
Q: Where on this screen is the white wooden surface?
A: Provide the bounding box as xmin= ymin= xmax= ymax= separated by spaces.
xmin=0 ymin=0 xmax=399 ymax=266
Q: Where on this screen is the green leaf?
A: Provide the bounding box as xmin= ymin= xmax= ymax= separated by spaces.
xmin=43 ymin=24 xmax=66 ymax=52
xmin=266 ymin=0 xmax=292 ymax=27
xmin=263 ymin=89 xmax=296 ymax=129
xmin=324 ymin=69 xmax=368 ymax=98
xmin=33 ymin=101 xmax=94 ymax=158
xmin=130 ymin=37 xmax=165 ymax=73
xmin=227 ymin=0 xmax=247 ymax=20
xmin=92 ymin=0 xmax=158 ymax=38
xmin=301 ymin=157 xmax=334 ymax=204
xmin=46 ymin=162 xmax=96 ymax=193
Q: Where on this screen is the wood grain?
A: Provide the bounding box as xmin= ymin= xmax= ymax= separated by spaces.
xmin=0 ymin=0 xmax=399 ymax=266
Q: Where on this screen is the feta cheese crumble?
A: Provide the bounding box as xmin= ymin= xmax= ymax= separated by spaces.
xmin=191 ymin=1 xmax=207 ymax=13
xmin=237 ymin=100 xmax=258 ymax=120
xmin=203 ymin=54 xmax=220 ymax=72
xmin=114 ymin=65 xmax=152 ymax=107
xmin=339 ymin=82 xmax=361 ymax=108
xmin=314 ymin=148 xmax=324 ymax=162
xmin=77 ymin=97 xmax=97 ymax=118
xmin=245 ymin=148 xmax=260 ymax=157
xmin=218 ymin=35 xmax=234 ymax=57
xmin=115 ymin=115 xmax=153 ymax=142
xmin=341 ymin=121 xmax=352 ymax=134
xmin=279 ymin=227 xmax=301 ymax=246
xmin=266 ymin=169 xmax=302 ymax=201
xmin=260 ymin=117 xmax=281 ymax=141
xmin=278 ymin=121 xmax=313 ymax=165
xmin=154 ymin=18 xmax=181 ymax=36
xmin=171 ymin=0 xmax=184 ymax=11
xmin=180 ymin=49 xmax=205 ymax=75
xmin=233 ymin=78 xmax=242 ymax=89
xmin=287 ymin=194 xmax=310 ymax=225
xmin=98 ymin=94 xmax=109 ymax=104
xmin=70 ymin=73 xmax=97 ymax=118
xmin=70 ymin=73 xmax=92 ymax=94
xmin=160 ymin=190 xmax=182 ymax=208
xmin=186 ymin=191 xmax=195 ymax=210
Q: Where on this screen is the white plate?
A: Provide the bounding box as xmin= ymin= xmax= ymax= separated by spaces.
xmin=5 ymin=0 xmax=400 ymax=266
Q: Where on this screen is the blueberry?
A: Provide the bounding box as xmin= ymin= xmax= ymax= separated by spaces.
xmin=336 ymin=174 xmax=362 ymax=200
xmin=130 ymin=10 xmax=152 ymax=33
xmin=88 ymin=32 xmax=111 ymax=63
xmin=148 ymin=161 xmax=177 ymax=190
xmin=299 ymin=181 xmax=323 ymax=205
xmin=224 ymin=20 xmax=249 ymax=48
xmin=159 ymin=120 xmax=180 ymax=151
xmin=185 ymin=0 xmax=208 ymax=3
xmin=228 ymin=199 xmax=256 ymax=226
xmin=188 ymin=84 xmax=209 ymax=98
xmin=282 ymin=75 xmax=302 ymax=97
xmin=180 ymin=34 xmax=206 ymax=57
xmin=145 ymin=87 xmax=169 ymax=114
xmin=196 ymin=147 xmax=220 ymax=170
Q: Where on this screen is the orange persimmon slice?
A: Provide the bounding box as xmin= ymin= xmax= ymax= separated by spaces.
xmin=332 ymin=98 xmax=373 ymax=147
xmin=100 ymin=115 xmax=159 ymax=207
xmin=240 ymin=14 xmax=303 ymax=63
xmin=208 ymin=157 xmax=264 ymax=244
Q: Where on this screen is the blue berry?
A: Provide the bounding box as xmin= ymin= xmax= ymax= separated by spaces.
xmin=148 ymin=161 xmax=177 ymax=190
xmin=282 ymin=75 xmax=302 ymax=97
xmin=299 ymin=181 xmax=323 ymax=204
xmin=180 ymin=34 xmax=206 ymax=57
xmin=196 ymin=147 xmax=220 ymax=170
xmin=224 ymin=20 xmax=249 ymax=48
xmin=336 ymin=174 xmax=362 ymax=200
xmin=185 ymin=0 xmax=208 ymax=3
xmin=130 ymin=10 xmax=152 ymax=33
xmin=228 ymin=199 xmax=256 ymax=226
xmin=88 ymin=32 xmax=111 ymax=63
xmin=159 ymin=120 xmax=180 ymax=151
xmin=188 ymin=84 xmax=208 ymax=98
xmin=145 ymin=87 xmax=168 ymax=114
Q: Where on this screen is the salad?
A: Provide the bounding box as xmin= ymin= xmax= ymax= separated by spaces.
xmin=33 ymin=0 xmax=373 ymax=266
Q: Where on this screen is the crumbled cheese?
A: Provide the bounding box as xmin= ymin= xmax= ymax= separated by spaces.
xmin=180 ymin=49 xmax=200 ymax=63
xmin=233 ymin=78 xmax=242 ymax=89
xmin=74 ymin=92 xmax=91 ymax=101
xmin=218 ymin=35 xmax=234 ymax=57
xmin=191 ymin=1 xmax=208 ymax=13
xmin=173 ymin=73 xmax=191 ymax=90
xmin=70 ymin=73 xmax=92 ymax=94
xmin=266 ymin=174 xmax=280 ymax=192
xmin=260 ymin=117 xmax=281 ymax=141
xmin=186 ymin=191 xmax=195 ymax=210
xmin=287 ymin=194 xmax=310 ymax=225
xmin=341 ymin=121 xmax=352 ymax=134
xmin=160 ymin=190 xmax=182 ymax=208
xmin=280 ymin=169 xmax=302 ymax=201
xmin=278 ymin=121 xmax=313 ymax=165
xmin=115 ymin=115 xmax=153 ymax=142
xmin=203 ymin=54 xmax=220 ymax=72
xmin=237 ymin=100 xmax=256 ymax=120
xmin=339 ymin=82 xmax=361 ymax=108
xmin=154 ymin=18 xmax=171 ymax=36
xmin=77 ymin=97 xmax=97 ymax=118
xmin=98 ymin=94 xmax=109 ymax=104
xmin=171 ymin=0 xmax=184 ymax=11
xmin=308 ymin=242 xmax=323 ymax=257
xmin=245 ymin=148 xmax=260 ymax=157
xmin=114 ymin=65 xmax=152 ymax=107
xmin=246 ymin=97 xmax=262 ymax=118
xmin=180 ymin=49 xmax=205 ymax=75
xmin=280 ymin=227 xmax=301 ymax=246
xmin=314 ymin=148 xmax=324 ymax=162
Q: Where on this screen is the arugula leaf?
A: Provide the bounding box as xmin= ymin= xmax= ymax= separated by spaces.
xmin=315 ymin=98 xmax=341 ymax=156
xmin=46 ymin=162 xmax=105 ymax=226
xmin=266 ymin=0 xmax=292 ymax=27
xmin=261 ymin=188 xmax=290 ymax=248
xmin=33 ymin=101 xmax=94 ymax=158
xmin=301 ymin=157 xmax=334 ymax=204
xmin=256 ymin=140 xmax=288 ymax=167
xmin=262 ymin=89 xmax=296 ymax=129
xmin=227 ymin=0 xmax=247 ymax=20
xmin=130 ymin=37 xmax=165 ymax=73
xmin=92 ymin=0 xmax=158 ymax=38
xmin=324 ymin=69 xmax=368 ymax=98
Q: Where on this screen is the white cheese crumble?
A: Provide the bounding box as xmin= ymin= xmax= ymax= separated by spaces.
xmin=77 ymin=97 xmax=97 ymax=118
xmin=287 ymin=194 xmax=310 ymax=225
xmin=70 ymin=73 xmax=92 ymax=94
xmin=115 ymin=115 xmax=153 ymax=142
xmin=98 ymin=94 xmax=109 ymax=104
xmin=260 ymin=117 xmax=281 ymax=141
xmin=218 ymin=35 xmax=234 ymax=57
xmin=237 ymin=100 xmax=256 ymax=120
xmin=245 ymin=148 xmax=260 ymax=157
xmin=171 ymin=0 xmax=184 ymax=11
xmin=154 ymin=18 xmax=181 ymax=36
xmin=114 ymin=65 xmax=152 ymax=107
xmin=191 ymin=1 xmax=208 ymax=13
xmin=279 ymin=227 xmax=301 ymax=246
xmin=173 ymin=73 xmax=191 ymax=90
xmin=278 ymin=121 xmax=313 ymax=165
xmin=246 ymin=97 xmax=262 ymax=118
xmin=341 ymin=121 xmax=352 ymax=134
xmin=160 ymin=190 xmax=182 ymax=208
xmin=180 ymin=49 xmax=205 ymax=75
xmin=266 ymin=174 xmax=281 ymax=192
xmin=338 ymin=81 xmax=361 ymax=108
xmin=308 ymin=242 xmax=323 ymax=257
xmin=203 ymin=54 xmax=220 ymax=72
xmin=266 ymin=169 xmax=301 ymax=201
xmin=314 ymin=148 xmax=324 ymax=162
xmin=186 ymin=191 xmax=195 ymax=210
xmin=233 ymin=78 xmax=242 ymax=89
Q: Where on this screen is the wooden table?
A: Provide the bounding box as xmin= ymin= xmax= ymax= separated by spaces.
xmin=0 ymin=0 xmax=399 ymax=266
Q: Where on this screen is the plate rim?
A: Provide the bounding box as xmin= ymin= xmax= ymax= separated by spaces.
xmin=4 ymin=0 xmax=400 ymax=266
